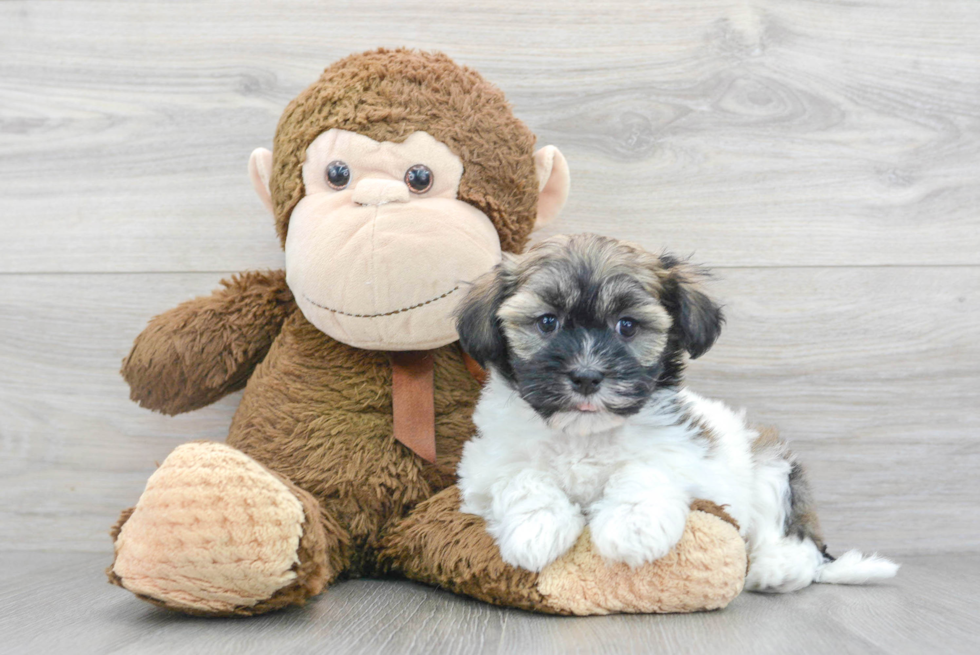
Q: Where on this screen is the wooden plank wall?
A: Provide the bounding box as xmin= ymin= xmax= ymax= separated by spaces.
xmin=1 ymin=0 xmax=978 ymax=555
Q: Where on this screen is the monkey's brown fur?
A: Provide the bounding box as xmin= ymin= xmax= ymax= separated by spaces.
xmin=108 ymin=49 xmax=746 ymax=617
xmin=122 ymin=270 xmax=295 ymax=415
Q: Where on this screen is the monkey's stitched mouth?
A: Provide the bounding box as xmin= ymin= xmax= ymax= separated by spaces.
xmin=303 ymin=286 xmax=460 ymax=319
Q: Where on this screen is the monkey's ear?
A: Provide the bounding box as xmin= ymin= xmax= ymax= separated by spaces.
xmin=248 ymin=147 xmax=274 ymax=215
xmin=533 ymin=146 xmax=570 ymax=228
xmin=659 ymin=256 xmax=725 ymax=359
xmin=454 ymin=263 xmax=513 ymax=372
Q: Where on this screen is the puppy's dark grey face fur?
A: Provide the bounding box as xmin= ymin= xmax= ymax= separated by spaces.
xmin=456 ymin=234 xmax=724 ymax=432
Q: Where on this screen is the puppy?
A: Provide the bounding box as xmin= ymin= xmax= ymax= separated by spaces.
xmin=454 ymin=234 xmax=898 ymax=592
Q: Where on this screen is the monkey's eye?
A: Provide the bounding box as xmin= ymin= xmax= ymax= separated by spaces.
xmin=405 ymin=164 xmax=433 ymax=193
xmin=537 ymin=314 xmax=559 ymax=334
xmin=616 ymin=318 xmax=639 ymax=338
xmin=325 ymin=161 xmax=351 ymax=190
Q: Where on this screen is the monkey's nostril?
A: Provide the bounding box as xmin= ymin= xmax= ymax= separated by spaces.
xmin=569 ymin=370 xmax=604 ymax=396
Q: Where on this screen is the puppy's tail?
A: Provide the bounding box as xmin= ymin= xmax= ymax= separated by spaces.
xmin=815 ymin=549 xmax=899 ymax=585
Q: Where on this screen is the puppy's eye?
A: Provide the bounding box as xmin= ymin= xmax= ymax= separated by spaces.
xmin=616 ymin=317 xmax=639 ymax=338
xmin=325 ymin=161 xmax=351 ymax=190
xmin=537 ymin=314 xmax=559 ymax=334
xmin=405 ymin=164 xmax=433 ymax=193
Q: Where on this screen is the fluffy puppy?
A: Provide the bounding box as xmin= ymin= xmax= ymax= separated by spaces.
xmin=454 ymin=234 xmax=898 ymax=592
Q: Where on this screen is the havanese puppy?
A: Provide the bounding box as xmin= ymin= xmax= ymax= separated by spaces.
xmin=454 ymin=234 xmax=898 ymax=592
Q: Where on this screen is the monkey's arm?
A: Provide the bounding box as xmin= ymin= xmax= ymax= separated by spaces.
xmin=122 ymin=270 xmax=295 ymax=415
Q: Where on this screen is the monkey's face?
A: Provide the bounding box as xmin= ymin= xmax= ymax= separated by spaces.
xmin=285 ymin=129 xmax=503 ymax=350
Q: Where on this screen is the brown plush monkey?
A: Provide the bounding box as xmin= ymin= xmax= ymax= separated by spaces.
xmin=107 ymin=49 xmax=746 ymax=617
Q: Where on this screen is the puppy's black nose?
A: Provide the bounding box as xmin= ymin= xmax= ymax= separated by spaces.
xmin=569 ymin=370 xmax=604 ymax=396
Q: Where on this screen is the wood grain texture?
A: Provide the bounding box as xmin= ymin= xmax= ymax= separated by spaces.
xmin=0 ymin=269 xmax=976 ymax=554
xmin=1 ymin=551 xmax=978 ymax=655
xmin=0 ymin=0 xmax=978 ymax=567
xmin=1 ymin=0 xmax=978 ymax=271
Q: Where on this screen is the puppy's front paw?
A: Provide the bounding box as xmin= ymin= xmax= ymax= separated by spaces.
xmin=590 ymin=501 xmax=689 ymax=567
xmin=494 ymin=508 xmax=586 ymax=572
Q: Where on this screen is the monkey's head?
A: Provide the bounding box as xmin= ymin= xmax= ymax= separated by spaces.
xmin=249 ymin=49 xmax=569 ymax=350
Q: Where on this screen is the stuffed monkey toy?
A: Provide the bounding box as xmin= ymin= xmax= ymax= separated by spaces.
xmin=107 ymin=48 xmax=747 ymax=617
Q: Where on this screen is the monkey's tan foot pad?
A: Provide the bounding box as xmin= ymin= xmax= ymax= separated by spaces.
xmin=382 ymin=487 xmax=746 ymax=615
xmin=108 ymin=441 xmax=329 ymax=617
xmin=536 ymin=510 xmax=747 ymax=614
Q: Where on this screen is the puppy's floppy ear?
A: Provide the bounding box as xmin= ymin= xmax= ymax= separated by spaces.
xmin=658 ymin=254 xmax=725 ymax=359
xmin=454 ymin=260 xmax=515 ymax=371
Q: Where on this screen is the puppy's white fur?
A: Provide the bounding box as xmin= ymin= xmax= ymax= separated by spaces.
xmin=458 ymin=374 xmax=899 ymax=592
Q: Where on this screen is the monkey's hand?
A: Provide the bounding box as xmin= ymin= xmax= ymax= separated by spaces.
xmin=122 ymin=269 xmax=295 ymax=415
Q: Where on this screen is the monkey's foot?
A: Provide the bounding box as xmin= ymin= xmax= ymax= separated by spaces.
xmin=535 ymin=504 xmax=746 ymax=614
xmin=108 ymin=441 xmax=332 ymax=616
xmin=383 ymin=488 xmax=746 ymax=615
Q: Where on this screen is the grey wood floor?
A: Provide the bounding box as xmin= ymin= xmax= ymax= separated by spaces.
xmin=1 ymin=551 xmax=977 ymax=655
xmin=1 ymin=0 xmax=979 ymax=652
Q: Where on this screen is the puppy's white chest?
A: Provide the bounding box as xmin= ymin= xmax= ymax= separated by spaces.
xmin=543 ymin=438 xmax=616 ymax=506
